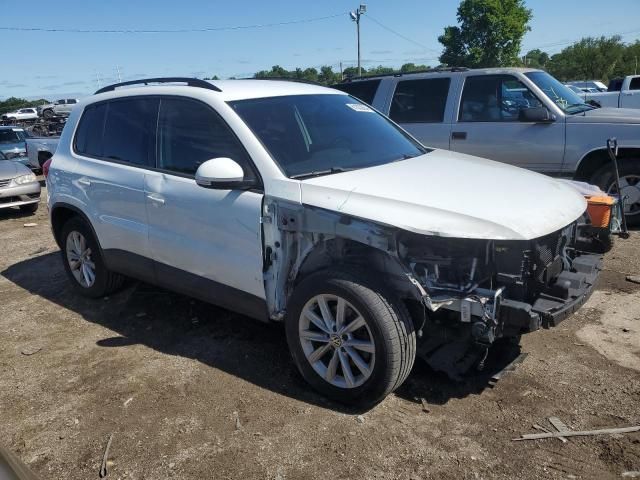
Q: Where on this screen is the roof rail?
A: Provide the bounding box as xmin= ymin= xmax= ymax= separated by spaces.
xmin=94 ymin=77 xmax=221 ymax=95
xmin=339 ymin=67 xmax=469 ymax=83
xmin=241 ymin=76 xmax=324 ymax=86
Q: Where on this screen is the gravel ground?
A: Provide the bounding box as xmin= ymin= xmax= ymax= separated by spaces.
xmin=0 ymin=189 xmax=639 ymax=480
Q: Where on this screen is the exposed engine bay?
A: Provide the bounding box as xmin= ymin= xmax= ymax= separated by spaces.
xmin=263 ymin=198 xmax=602 ymax=380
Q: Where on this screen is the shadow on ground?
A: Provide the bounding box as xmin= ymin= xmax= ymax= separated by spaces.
xmin=3 ymin=251 xmax=521 ymax=412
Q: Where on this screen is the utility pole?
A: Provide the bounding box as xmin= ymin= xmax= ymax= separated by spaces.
xmin=349 ymin=4 xmax=366 ymax=76
xmin=340 ymin=61 xmax=343 ymax=80
xmin=116 ymin=65 xmax=122 ymax=83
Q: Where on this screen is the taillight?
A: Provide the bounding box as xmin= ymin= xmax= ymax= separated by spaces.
xmin=43 ymin=158 xmax=52 ymax=178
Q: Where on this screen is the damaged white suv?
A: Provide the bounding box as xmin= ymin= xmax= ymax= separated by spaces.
xmin=48 ymin=78 xmax=602 ymax=406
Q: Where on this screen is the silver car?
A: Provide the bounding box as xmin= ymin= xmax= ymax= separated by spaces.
xmin=0 ymin=150 xmax=41 ymax=214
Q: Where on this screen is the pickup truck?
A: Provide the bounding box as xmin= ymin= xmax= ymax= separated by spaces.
xmin=584 ymin=75 xmax=640 ymax=109
xmin=39 ymin=99 xmax=79 ymax=119
xmin=25 ymin=136 xmax=59 ymax=170
xmin=333 ymin=68 xmax=640 ymax=225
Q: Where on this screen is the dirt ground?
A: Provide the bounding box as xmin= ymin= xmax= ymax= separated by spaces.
xmin=1 ymin=187 xmax=639 ymax=480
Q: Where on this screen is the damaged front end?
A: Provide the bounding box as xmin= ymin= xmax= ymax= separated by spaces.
xmin=399 ymin=225 xmax=601 ymax=378
xmin=262 ymin=197 xmax=602 ymax=380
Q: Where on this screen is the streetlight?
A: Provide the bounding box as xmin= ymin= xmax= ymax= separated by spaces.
xmin=349 ymin=4 xmax=366 ymax=77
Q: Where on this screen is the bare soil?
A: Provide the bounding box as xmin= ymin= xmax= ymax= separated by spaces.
xmin=0 ymin=189 xmax=639 ymax=479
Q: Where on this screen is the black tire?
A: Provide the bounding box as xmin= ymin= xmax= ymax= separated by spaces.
xmin=42 ymin=109 xmax=53 ymax=119
xmin=285 ymin=268 xmax=416 ymax=407
xmin=591 ymin=159 xmax=640 ymax=227
xmin=19 ymin=203 xmax=38 ymax=215
xmin=60 ymin=217 xmax=124 ymax=298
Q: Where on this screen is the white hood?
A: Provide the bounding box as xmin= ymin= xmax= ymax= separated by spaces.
xmin=299 ymin=150 xmax=587 ymax=240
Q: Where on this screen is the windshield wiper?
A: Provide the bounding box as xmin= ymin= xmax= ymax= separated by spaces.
xmin=290 ymin=167 xmax=356 ymax=180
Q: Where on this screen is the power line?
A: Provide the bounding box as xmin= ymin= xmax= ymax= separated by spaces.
xmin=364 ymin=15 xmax=439 ymax=53
xmin=0 ymin=12 xmax=349 ymax=34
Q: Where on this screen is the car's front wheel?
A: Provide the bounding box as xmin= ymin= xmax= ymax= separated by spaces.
xmin=60 ymin=217 xmax=124 ymax=297
xmin=592 ymin=159 xmax=640 ymax=227
xmin=285 ymin=268 xmax=415 ymax=407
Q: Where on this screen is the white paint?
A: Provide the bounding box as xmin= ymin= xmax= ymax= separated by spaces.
xmin=300 ymin=150 xmax=587 ymax=240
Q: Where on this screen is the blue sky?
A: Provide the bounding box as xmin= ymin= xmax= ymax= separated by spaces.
xmin=2 ymin=0 xmax=640 ymax=100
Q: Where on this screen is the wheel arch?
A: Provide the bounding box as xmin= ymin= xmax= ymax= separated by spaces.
xmin=575 ymin=147 xmax=640 ymax=182
xmin=50 ymin=202 xmax=102 ymax=253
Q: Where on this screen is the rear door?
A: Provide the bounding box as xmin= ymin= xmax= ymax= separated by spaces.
xmin=387 ymin=77 xmax=452 ymax=150
xmin=451 ymin=74 xmax=565 ymax=172
xmin=143 ymin=96 xmax=266 ymax=313
xmin=72 ymin=96 xmax=158 ymax=280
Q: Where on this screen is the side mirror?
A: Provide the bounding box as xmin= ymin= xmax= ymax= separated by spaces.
xmin=518 ymin=106 xmax=554 ymax=123
xmin=195 ymin=157 xmax=247 ymax=189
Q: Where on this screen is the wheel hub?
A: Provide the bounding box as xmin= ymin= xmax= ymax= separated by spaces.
xmin=329 ymin=334 xmax=343 ymax=348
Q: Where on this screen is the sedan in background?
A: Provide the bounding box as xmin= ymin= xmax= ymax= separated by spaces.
xmin=0 ymin=150 xmax=41 ymax=215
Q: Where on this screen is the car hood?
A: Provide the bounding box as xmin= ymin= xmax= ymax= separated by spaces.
xmin=299 ymin=150 xmax=586 ymax=240
xmin=0 ymin=160 xmax=29 ymax=180
xmin=566 ymin=107 xmax=640 ymax=124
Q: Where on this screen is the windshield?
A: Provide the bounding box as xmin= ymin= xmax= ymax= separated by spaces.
xmin=525 ymin=71 xmax=594 ymax=114
xmin=229 ymin=94 xmax=427 ymax=178
xmin=0 ymin=129 xmax=25 ymax=144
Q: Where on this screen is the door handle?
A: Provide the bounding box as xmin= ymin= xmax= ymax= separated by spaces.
xmin=146 ymin=193 xmax=165 ymax=205
xmin=452 ymin=131 xmax=467 ymax=140
xmin=78 ymin=178 xmax=91 ymax=187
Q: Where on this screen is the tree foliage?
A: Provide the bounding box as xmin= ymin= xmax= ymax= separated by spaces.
xmin=546 ymin=36 xmax=631 ymax=82
xmin=439 ymin=0 xmax=532 ymax=68
xmin=523 ymin=49 xmax=549 ymax=69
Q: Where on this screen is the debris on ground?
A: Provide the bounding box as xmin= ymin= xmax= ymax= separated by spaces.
xmin=233 ymin=412 xmax=242 ymax=431
xmin=23 ymin=223 xmax=38 ymax=228
xmin=626 ymin=275 xmax=640 ymax=284
xmin=513 ymin=424 xmax=640 ymax=441
xmin=123 ymin=397 xmax=133 ymax=408
xmin=547 ymin=416 xmax=571 ymax=443
xmin=488 ymin=352 xmax=528 ymax=387
xmin=622 ymin=472 xmax=640 ymax=478
xmin=99 ymin=433 xmax=114 ymax=478
xmin=356 ymin=415 xmax=365 ymax=424
xmin=420 ymin=398 xmax=430 ymax=413
xmin=20 ymin=346 xmax=42 ymax=356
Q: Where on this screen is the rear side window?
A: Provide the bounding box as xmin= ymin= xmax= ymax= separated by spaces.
xmin=102 ymin=98 xmax=158 ymax=166
xmin=74 ymin=97 xmax=158 ymax=166
xmin=332 ymin=80 xmax=381 ymax=105
xmin=74 ymin=103 xmax=107 ymax=157
xmin=157 ymin=97 xmax=256 ymax=179
xmin=389 ymin=78 xmax=450 ymax=123
xmin=629 ymin=77 xmax=640 ymax=91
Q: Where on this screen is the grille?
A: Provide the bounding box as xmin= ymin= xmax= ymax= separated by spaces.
xmin=0 ymin=179 xmax=11 ymax=188
xmin=532 ymin=224 xmax=574 ymax=283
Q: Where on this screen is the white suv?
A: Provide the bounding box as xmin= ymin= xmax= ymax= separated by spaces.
xmin=48 ymin=77 xmax=601 ymax=406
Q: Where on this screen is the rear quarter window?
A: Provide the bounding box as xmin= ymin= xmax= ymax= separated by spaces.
xmin=389 ymin=78 xmax=451 ymax=123
xmin=331 ymin=79 xmax=382 ymax=105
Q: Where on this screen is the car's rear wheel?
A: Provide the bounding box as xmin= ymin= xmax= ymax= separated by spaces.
xmin=19 ymin=203 xmax=38 ymax=215
xmin=591 ymin=159 xmax=640 ymax=227
xmin=285 ymin=268 xmax=415 ymax=407
xmin=42 ymin=109 xmax=53 ymax=119
xmin=60 ymin=217 xmax=124 ymax=297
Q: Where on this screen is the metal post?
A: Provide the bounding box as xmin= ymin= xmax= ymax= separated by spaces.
xmin=357 ymin=18 xmax=361 ymax=76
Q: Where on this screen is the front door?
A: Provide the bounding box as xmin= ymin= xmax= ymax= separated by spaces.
xmin=451 ymin=74 xmax=565 ymax=173
xmin=144 ymin=96 xmax=266 ymax=317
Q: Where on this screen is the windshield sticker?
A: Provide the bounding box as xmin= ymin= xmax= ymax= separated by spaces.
xmin=346 ymin=103 xmax=374 ymax=112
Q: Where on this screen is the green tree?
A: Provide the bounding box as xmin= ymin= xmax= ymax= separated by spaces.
xmin=318 ymin=66 xmax=339 ymax=84
xmin=400 ymin=63 xmax=429 ymax=73
xmin=546 ymin=36 xmax=626 ymax=82
xmin=438 ymin=0 xmax=532 ymax=67
xmin=523 ymin=49 xmax=549 ymax=69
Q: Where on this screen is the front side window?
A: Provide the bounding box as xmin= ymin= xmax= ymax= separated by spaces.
xmin=157 ymin=97 xmax=255 ymax=179
xmin=459 ymin=75 xmax=543 ymax=122
xmin=230 ymin=94 xmax=427 ymax=178
xmin=390 ymin=78 xmax=450 ymax=123
xmin=331 ymin=79 xmax=381 ymax=105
